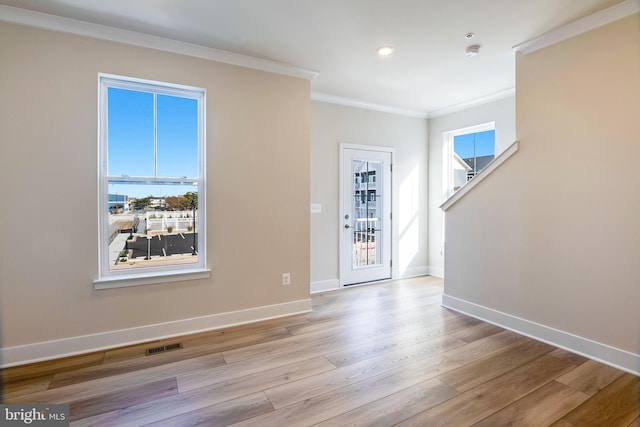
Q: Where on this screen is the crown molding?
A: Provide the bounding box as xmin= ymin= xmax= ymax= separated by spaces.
xmin=427 ymin=88 xmax=516 ymax=119
xmin=312 ymin=88 xmax=516 ymax=120
xmin=0 ymin=5 xmax=319 ymax=81
xmin=513 ymin=0 xmax=639 ymax=55
xmin=311 ymin=92 xmax=429 ymax=119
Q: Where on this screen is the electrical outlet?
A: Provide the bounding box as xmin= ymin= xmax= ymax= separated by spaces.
xmin=282 ymin=273 xmax=291 ymax=285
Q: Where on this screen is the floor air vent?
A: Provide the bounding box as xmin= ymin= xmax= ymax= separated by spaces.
xmin=146 ymin=342 xmax=183 ymax=355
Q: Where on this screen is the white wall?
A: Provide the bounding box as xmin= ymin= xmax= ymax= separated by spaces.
xmin=311 ymin=102 xmax=429 ymax=292
xmin=442 ymin=14 xmax=640 ymax=373
xmin=0 ymin=23 xmax=311 ymax=365
xmin=427 ymin=97 xmax=516 ymax=276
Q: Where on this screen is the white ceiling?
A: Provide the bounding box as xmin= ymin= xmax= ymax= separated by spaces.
xmin=0 ymin=0 xmax=624 ymax=116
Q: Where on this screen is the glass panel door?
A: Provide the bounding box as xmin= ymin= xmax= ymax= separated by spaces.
xmin=341 ymin=147 xmax=392 ymax=286
xmin=351 ymin=159 xmax=382 ymax=268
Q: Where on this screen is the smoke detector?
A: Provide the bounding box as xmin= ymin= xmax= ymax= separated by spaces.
xmin=465 ymin=45 xmax=480 ymax=57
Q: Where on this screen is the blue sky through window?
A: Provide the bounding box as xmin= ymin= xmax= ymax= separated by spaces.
xmin=453 ymin=130 xmax=495 ymax=159
xmin=107 ymin=87 xmax=199 ymax=198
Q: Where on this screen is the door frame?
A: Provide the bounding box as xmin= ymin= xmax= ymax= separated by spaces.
xmin=339 ymin=143 xmax=395 ymax=287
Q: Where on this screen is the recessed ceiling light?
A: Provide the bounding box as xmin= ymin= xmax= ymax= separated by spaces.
xmin=465 ymin=33 xmax=475 ymax=39
xmin=377 ymin=45 xmax=394 ymax=56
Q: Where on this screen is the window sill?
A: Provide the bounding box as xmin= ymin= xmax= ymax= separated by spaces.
xmin=94 ymin=268 xmax=211 ymax=290
xmin=440 ymin=140 xmax=519 ymax=211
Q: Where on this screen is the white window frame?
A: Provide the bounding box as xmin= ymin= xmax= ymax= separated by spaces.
xmin=94 ymin=73 xmax=209 ymax=289
xmin=442 ymin=122 xmax=495 ymax=199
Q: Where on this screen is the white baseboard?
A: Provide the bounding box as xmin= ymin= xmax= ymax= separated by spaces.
xmin=427 ymin=266 xmax=445 ymax=278
xmin=396 ymin=266 xmax=430 ymax=279
xmin=0 ymin=298 xmax=312 ymax=368
xmin=442 ymin=294 xmax=640 ymax=376
xmin=310 ymin=279 xmax=340 ymax=294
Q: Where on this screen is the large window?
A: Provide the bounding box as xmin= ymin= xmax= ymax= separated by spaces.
xmin=96 ymin=74 xmax=208 ymax=288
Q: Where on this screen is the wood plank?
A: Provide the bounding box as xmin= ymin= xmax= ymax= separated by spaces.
xmin=324 ymin=315 xmax=477 ymax=368
xmin=2 ymin=352 xmax=104 ymax=384
xmin=303 ymin=290 xmax=443 ymax=323
xmin=395 ymin=354 xmax=574 ymax=426
xmin=74 ymin=357 xmax=335 ymax=427
xmin=178 ymin=343 xmax=343 ymax=392
xmin=222 ymin=308 xmax=460 ymax=365
xmin=6 ymin=353 xmax=225 ymax=405
xmin=231 ymin=352 xmax=462 ymax=427
xmin=2 ymin=375 xmax=52 ymax=400
xmin=442 ymin=330 xmax=526 ymax=364
xmin=628 ymin=416 xmax=640 ymax=426
xmin=562 ymin=373 xmax=640 ymax=426
xmin=50 ymin=344 xmax=222 ymax=389
xmin=313 ymin=378 xmax=459 ymax=427
xmin=50 ymin=328 xmax=290 ymax=388
xmin=449 ymin=321 xmax=504 ymax=343
xmin=550 ymin=420 xmax=576 ymax=427
xmin=265 ymin=335 xmax=464 ymax=409
xmin=549 ymin=348 xmax=589 ymax=366
xmin=102 ymin=315 xmax=307 ymax=363
xmin=472 ymin=380 xmax=589 ymax=427
xmin=556 ymin=359 xmax=625 ymax=395
xmin=69 ymin=377 xmax=178 ymax=421
xmin=298 ymin=300 xmax=441 ymax=334
xmin=438 ymin=338 xmax=555 ymax=392
xmin=140 ymin=392 xmax=274 ymax=427
xmin=108 ymin=326 xmax=292 ymax=363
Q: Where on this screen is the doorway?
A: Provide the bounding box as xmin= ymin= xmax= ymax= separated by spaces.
xmin=340 ymin=145 xmax=392 ymax=286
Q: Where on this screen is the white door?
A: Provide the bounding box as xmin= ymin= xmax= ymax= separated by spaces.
xmin=340 ymin=146 xmax=392 ymax=286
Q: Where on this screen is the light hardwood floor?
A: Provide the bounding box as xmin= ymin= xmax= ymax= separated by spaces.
xmin=2 ymin=276 xmax=639 ymax=426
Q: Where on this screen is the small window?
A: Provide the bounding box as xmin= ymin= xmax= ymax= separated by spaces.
xmin=443 ymin=122 xmax=495 ymax=196
xmin=96 ymin=74 xmax=208 ymax=288
xmin=454 ymin=129 xmax=495 ymax=182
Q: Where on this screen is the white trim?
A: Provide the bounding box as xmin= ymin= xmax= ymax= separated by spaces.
xmin=312 ymin=92 xmax=429 ymax=119
xmin=440 ymin=141 xmax=519 ymax=211
xmin=339 ymin=144 xmax=395 ymax=287
xmin=0 ymin=299 xmax=312 ymax=368
xmin=428 ymin=88 xmax=515 ymax=119
xmin=442 ymin=294 xmax=640 ymax=376
xmin=513 ymin=0 xmax=639 ymax=55
xmin=94 ymin=268 xmax=211 ymax=289
xmin=427 ymin=266 xmax=445 ymax=279
xmin=312 ymin=90 xmax=517 ymax=120
xmin=97 ymin=74 xmax=207 ymax=286
xmin=310 ymin=279 xmax=340 ymax=294
xmin=396 ymin=266 xmax=430 ymax=280
xmin=0 ymin=5 xmax=318 ymax=81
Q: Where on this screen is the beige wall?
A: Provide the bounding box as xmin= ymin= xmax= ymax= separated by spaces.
xmin=0 ymin=24 xmax=310 ymax=350
xmin=428 ymin=97 xmax=516 ymax=275
xmin=444 ymin=15 xmax=640 ymax=355
xmin=311 ymin=102 xmax=429 ymax=286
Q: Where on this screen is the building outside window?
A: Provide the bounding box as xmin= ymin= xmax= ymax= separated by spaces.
xmin=443 ymin=122 xmax=496 ymax=196
xmin=96 ymin=74 xmax=208 ymax=288
xmin=453 ymin=129 xmax=495 ymax=182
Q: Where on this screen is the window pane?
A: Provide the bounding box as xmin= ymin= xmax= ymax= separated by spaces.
xmin=454 ymin=130 xmax=495 ymax=178
xmin=107 ymin=181 xmax=199 ymax=272
xmin=453 ymin=133 xmax=475 ymax=159
xmin=157 ymin=94 xmax=199 ymax=178
xmin=474 ymin=130 xmax=495 ymax=157
xmin=107 ymin=88 xmax=154 ymax=177
xmin=351 ymin=160 xmax=383 ymax=268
